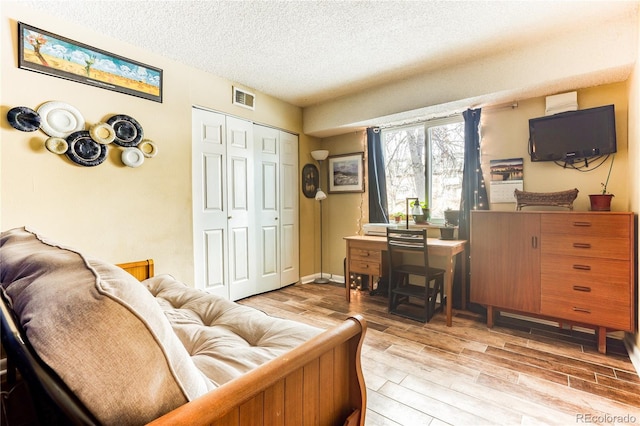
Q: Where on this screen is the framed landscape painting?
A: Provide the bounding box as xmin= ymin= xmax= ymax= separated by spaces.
xmin=328 ymin=152 xmax=365 ymax=193
xmin=18 ymin=22 xmax=163 ymax=102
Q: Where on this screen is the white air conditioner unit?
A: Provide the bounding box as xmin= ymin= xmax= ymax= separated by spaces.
xmin=545 ymin=91 xmax=577 ymax=116
xmin=233 ymin=87 xmax=255 ymax=110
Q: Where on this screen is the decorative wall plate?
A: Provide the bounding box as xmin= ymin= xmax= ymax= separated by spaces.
xmin=138 ymin=140 xmax=158 ymax=158
xmin=45 ymin=137 xmax=69 ymax=154
xmin=37 ymin=101 xmax=85 ymax=137
xmin=7 ymin=106 xmax=41 ymax=132
xmin=89 ymin=122 xmax=116 ymax=144
xmin=107 ymin=114 xmax=143 ymax=147
xmin=121 ymin=147 xmax=145 ymax=168
xmin=65 ymin=131 xmax=107 ymax=167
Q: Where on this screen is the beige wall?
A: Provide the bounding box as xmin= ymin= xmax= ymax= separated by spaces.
xmin=481 ymin=83 xmax=628 ymax=212
xmin=319 ymin=82 xmax=632 ymax=280
xmin=319 ymin=133 xmax=369 ymax=279
xmin=0 ymin=3 xmax=320 ymax=284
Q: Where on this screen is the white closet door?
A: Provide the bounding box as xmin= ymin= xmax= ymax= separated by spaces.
xmin=254 ymin=125 xmax=280 ymax=293
xmin=226 ymin=116 xmax=256 ymax=301
xmin=279 ymin=131 xmax=299 ymax=286
xmin=192 ymin=108 xmax=229 ymax=298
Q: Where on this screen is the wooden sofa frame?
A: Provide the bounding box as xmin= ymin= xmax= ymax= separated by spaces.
xmin=1 ymin=259 xmax=367 ymax=426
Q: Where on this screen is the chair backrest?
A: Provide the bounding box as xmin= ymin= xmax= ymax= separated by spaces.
xmin=0 ymin=288 xmax=99 ymax=426
xmin=386 ymin=228 xmax=429 ymax=270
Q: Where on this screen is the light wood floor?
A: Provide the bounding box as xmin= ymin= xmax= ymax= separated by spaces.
xmin=239 ymin=282 xmax=640 ymax=426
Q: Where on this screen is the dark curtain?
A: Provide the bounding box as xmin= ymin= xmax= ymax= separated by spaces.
xmin=367 ymin=127 xmax=389 ymax=223
xmin=453 ymin=108 xmax=489 ymax=309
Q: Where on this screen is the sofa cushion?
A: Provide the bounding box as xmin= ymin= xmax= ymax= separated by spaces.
xmin=143 ymin=274 xmax=323 ymax=385
xmin=0 ymin=227 xmax=214 ymax=425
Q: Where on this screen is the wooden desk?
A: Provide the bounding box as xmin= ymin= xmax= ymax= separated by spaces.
xmin=344 ymin=235 xmax=467 ymax=327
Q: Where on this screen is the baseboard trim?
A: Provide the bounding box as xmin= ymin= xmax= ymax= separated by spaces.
xmin=301 ymin=274 xmax=345 ymax=284
xmin=623 ymin=333 xmax=640 ymax=377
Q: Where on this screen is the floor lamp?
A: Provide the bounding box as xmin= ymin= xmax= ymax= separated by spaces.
xmin=311 ymin=150 xmax=330 ymax=284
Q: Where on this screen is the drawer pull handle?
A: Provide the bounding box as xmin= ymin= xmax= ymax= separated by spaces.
xmin=573 ymin=285 xmax=591 ymax=292
xmin=572 ymin=264 xmax=591 ymax=271
xmin=573 ymin=243 xmax=591 ymax=249
xmin=573 ymin=307 xmax=591 ymax=314
xmin=573 ymin=221 xmax=592 ymax=227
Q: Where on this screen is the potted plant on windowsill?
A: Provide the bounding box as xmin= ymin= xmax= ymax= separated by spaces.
xmin=440 ymin=208 xmax=460 ymax=239
xmin=589 ymin=155 xmax=614 ymax=211
xmin=392 ymin=212 xmax=405 ymax=223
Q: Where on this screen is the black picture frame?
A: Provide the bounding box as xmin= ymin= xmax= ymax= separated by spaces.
xmin=18 ymin=22 xmax=163 ymax=103
xmin=302 ymin=163 xmax=319 ymax=198
xmin=328 ymin=152 xmax=365 ymax=193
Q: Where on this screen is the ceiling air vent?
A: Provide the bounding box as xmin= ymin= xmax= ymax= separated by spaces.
xmin=233 ymin=87 xmax=255 ymax=110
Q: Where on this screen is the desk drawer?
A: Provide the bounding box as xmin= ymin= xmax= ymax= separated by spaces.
xmin=350 ymin=247 xmax=382 ymax=263
xmin=349 ymin=259 xmax=381 ymax=276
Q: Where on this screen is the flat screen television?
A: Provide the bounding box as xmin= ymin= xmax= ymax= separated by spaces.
xmin=528 ymin=104 xmax=617 ymax=162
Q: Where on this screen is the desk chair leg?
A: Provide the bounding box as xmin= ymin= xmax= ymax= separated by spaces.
xmin=388 ymin=272 xmax=405 ymax=314
xmin=427 ymin=276 xmax=444 ymax=322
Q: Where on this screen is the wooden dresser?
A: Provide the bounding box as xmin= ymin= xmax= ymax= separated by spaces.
xmin=470 ymin=211 xmax=635 ymax=353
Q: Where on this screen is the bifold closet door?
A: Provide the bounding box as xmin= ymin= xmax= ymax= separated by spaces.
xmin=254 ymin=125 xmax=281 ymax=293
xmin=192 ymin=108 xmax=255 ymax=300
xmin=192 ymin=108 xmax=229 ymax=299
xmin=278 ymin=131 xmax=299 ymax=287
xmin=254 ymin=125 xmax=299 ymax=292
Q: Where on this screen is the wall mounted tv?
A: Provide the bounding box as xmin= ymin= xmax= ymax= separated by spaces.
xmin=528 ymin=104 xmax=616 ymax=163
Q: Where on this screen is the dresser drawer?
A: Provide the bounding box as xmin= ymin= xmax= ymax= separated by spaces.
xmin=541 ymin=257 xmax=631 ymax=330
xmin=541 ymin=274 xmax=630 ymax=306
xmin=541 ymin=255 xmax=631 ymax=285
xmin=540 ymin=292 xmax=632 ymax=331
xmin=541 ymin=235 xmax=629 ymax=260
xmin=349 ymin=259 xmax=381 ymax=276
xmin=541 ymin=214 xmax=630 ymax=238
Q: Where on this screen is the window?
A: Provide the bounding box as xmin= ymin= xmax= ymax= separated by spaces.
xmin=381 ymin=116 xmax=464 ymax=222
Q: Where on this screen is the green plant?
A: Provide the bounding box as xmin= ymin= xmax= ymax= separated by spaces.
xmin=410 ymin=200 xmax=429 ymax=210
xmin=600 ymin=155 xmax=615 ymax=195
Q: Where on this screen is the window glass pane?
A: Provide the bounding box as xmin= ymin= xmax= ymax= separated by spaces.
xmin=382 ymin=125 xmax=425 ymax=217
xmin=381 ymin=118 xmax=464 ymax=222
xmin=427 ymin=120 xmax=464 ymax=219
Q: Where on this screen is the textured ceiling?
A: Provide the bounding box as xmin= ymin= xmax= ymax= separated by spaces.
xmin=14 ymin=0 xmax=640 ymax=109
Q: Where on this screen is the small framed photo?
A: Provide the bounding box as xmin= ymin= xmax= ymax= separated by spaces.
xmin=18 ymin=22 xmax=163 ymax=102
xmin=328 ymin=152 xmax=365 ymax=193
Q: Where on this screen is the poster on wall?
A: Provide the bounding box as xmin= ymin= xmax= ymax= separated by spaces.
xmin=490 ymin=158 xmax=524 ymax=203
xmin=328 ymin=152 xmax=365 ymax=193
xmin=18 ymin=22 xmax=163 ymax=103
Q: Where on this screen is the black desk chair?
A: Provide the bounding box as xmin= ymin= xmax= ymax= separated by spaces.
xmin=386 ymin=228 xmax=445 ymax=323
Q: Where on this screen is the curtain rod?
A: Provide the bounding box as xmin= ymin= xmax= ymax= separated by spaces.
xmin=377 ymin=101 xmax=518 ymax=129
xmin=475 ymin=101 xmax=519 ymax=112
